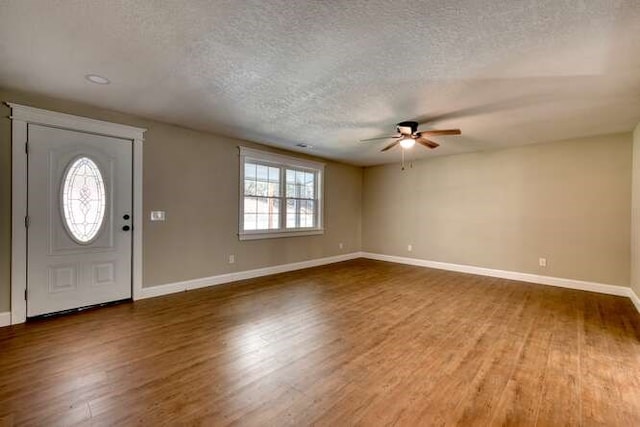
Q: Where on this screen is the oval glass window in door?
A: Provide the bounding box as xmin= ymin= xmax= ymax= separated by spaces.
xmin=61 ymin=156 xmax=107 ymax=243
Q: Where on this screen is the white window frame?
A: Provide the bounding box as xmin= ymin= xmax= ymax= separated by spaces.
xmin=239 ymin=146 xmax=324 ymax=240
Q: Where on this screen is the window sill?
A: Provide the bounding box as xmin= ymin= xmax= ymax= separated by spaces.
xmin=238 ymin=229 xmax=325 ymax=241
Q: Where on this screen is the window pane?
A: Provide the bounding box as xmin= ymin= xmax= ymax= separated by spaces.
xmin=256 ymin=197 xmax=267 ymax=214
xmin=268 ymin=182 xmax=279 ymax=197
xmin=244 ymin=180 xmax=256 ymax=196
xmin=284 ymin=169 xmax=315 ymax=199
xmin=297 ymin=171 xmax=304 ymax=198
xmin=269 ymin=167 xmax=279 ymax=182
xmin=248 ymin=164 xmax=279 ymax=198
xmin=256 ymin=213 xmax=279 ymax=230
xmin=244 ymin=197 xmax=258 ymax=213
xmin=245 ymin=163 xmax=257 ymax=179
xmin=285 ymin=197 xmax=317 ymax=229
xmin=270 ymin=211 xmax=280 ymax=228
xmin=256 ymin=165 xmax=269 ymax=180
xmin=250 ymin=198 xmax=280 ymax=229
xmin=243 ymin=162 xmax=282 ymax=231
xmin=306 ymin=200 xmax=315 ymax=216
xmin=244 ymin=213 xmax=257 ymax=230
xmin=306 ymin=214 xmax=315 ymax=227
xmin=268 ymin=167 xmax=280 ymax=196
xmin=286 ymin=183 xmax=295 ymax=198
xmin=262 ymin=197 xmax=280 ymax=214
xmin=286 ymin=199 xmax=297 ymax=228
xmin=286 ymin=214 xmax=296 ymax=228
xmin=256 ymin=181 xmax=268 ymax=197
xmin=271 ymin=198 xmax=280 ymax=213
xmin=256 ymin=214 xmax=269 ymax=230
xmin=293 ymin=171 xmax=302 ymax=197
xmin=299 ymin=201 xmax=315 ymax=228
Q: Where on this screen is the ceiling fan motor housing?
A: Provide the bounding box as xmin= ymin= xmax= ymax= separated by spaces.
xmin=396 ymin=121 xmax=419 ymax=135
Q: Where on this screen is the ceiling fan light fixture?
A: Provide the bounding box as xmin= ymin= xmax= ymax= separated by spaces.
xmin=399 ymin=137 xmax=415 ymax=149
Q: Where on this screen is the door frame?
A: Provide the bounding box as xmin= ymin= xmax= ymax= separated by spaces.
xmin=8 ymin=103 xmax=146 ymax=324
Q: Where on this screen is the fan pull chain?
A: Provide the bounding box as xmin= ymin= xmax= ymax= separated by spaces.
xmin=400 ymin=148 xmax=414 ymax=170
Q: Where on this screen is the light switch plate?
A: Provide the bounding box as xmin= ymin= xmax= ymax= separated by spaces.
xmin=150 ymin=211 xmax=166 ymax=221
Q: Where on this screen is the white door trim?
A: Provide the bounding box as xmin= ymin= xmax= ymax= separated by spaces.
xmin=8 ymin=103 xmax=146 ymax=324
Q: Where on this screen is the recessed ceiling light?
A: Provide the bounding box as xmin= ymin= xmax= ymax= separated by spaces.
xmin=85 ymin=74 xmax=110 ymax=85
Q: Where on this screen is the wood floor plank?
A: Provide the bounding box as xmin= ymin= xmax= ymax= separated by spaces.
xmin=487 ymin=292 xmax=555 ymax=426
xmin=0 ymin=259 xmax=639 ymax=426
xmin=533 ymin=290 xmax=582 ymax=426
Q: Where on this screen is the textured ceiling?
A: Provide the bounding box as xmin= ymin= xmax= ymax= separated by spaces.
xmin=1 ymin=0 xmax=639 ymax=165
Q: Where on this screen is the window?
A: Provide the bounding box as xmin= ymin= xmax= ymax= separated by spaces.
xmin=61 ymin=156 xmax=107 ymax=244
xmin=239 ymin=147 xmax=324 ymax=240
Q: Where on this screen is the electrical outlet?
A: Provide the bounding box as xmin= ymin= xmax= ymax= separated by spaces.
xmin=539 ymin=257 xmax=547 ymax=267
xmin=228 ymin=255 xmax=235 ymax=264
xmin=339 ymin=242 xmax=344 ymax=250
xmin=407 ymin=244 xmax=413 ymax=252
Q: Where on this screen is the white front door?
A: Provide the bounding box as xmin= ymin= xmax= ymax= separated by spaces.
xmin=27 ymin=124 xmax=133 ymax=317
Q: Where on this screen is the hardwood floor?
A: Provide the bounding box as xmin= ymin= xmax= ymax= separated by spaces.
xmin=1 ymin=259 xmax=639 ymax=426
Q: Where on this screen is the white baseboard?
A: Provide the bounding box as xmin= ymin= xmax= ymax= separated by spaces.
xmin=139 ymin=252 xmax=362 ymax=300
xmin=629 ymin=288 xmax=640 ymax=314
xmin=141 ymin=251 xmax=640 ymax=315
xmin=4 ymin=251 xmax=638 ymax=323
xmin=361 ymin=252 xmax=631 ymax=298
xmin=0 ymin=312 xmax=11 ymax=328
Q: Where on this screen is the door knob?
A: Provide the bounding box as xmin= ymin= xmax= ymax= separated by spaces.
xmin=122 ymin=225 xmax=131 ymax=231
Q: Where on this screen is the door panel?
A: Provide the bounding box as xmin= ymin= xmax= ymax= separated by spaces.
xmin=27 ymin=124 xmax=133 ymax=317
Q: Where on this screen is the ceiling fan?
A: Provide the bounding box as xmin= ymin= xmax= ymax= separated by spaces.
xmin=361 ymin=121 xmax=461 ymax=151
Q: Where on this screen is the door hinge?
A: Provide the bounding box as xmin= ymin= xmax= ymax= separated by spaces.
xmin=24 ymin=216 xmax=30 ymax=228
xmin=25 ymin=142 xmax=28 ymax=154
xmin=24 ymin=288 xmax=28 ymax=301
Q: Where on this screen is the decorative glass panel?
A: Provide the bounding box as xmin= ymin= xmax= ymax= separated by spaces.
xmin=61 ymin=157 xmax=106 ymax=243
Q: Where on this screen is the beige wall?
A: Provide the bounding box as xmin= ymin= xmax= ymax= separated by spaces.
xmin=363 ymin=134 xmax=632 ymax=286
xmin=0 ymin=86 xmax=635 ymax=315
xmin=631 ymin=123 xmax=640 ymax=296
xmin=0 ymin=88 xmax=363 ymax=311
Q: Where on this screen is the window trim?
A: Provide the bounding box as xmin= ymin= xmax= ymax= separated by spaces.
xmin=238 ymin=146 xmax=325 ymax=240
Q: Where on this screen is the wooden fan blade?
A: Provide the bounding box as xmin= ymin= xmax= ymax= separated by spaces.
xmin=381 ymin=140 xmax=399 ymax=152
xmin=417 ymin=138 xmax=439 ymax=149
xmin=360 ymin=135 xmax=400 ymax=142
xmin=418 ymin=129 xmax=461 ymax=136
